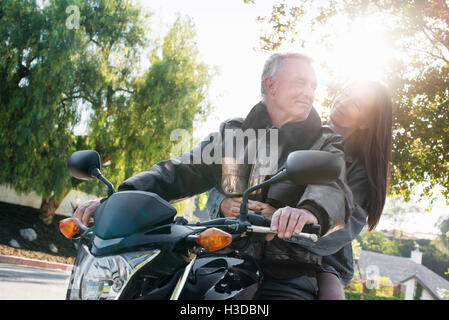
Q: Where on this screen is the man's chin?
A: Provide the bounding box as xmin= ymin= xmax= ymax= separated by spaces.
xmin=294 ymin=102 xmax=311 ymax=109
xmin=285 ymin=109 xmax=311 ymax=123
xmin=294 ymin=103 xmax=312 ymax=115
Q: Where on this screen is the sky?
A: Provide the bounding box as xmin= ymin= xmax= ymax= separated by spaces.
xmin=135 ymin=0 xmax=448 ymax=235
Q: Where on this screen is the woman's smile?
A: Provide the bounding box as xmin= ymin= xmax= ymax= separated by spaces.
xmin=331 ymin=103 xmax=347 ymax=123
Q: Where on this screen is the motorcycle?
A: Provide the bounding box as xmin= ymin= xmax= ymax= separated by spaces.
xmin=60 ymin=149 xmax=341 ymax=300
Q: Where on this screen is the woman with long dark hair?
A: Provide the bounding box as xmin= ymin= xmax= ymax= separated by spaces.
xmin=328 ymin=79 xmax=392 ymax=231
xmin=311 ymin=79 xmax=393 ymax=299
xmin=206 ymin=79 xmax=393 ymax=299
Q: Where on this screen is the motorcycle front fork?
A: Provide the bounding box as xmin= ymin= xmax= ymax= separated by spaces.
xmin=169 ymin=254 xmax=198 ymax=300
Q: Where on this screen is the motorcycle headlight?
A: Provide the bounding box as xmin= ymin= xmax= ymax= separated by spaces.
xmin=67 ymin=244 xmax=160 ymax=300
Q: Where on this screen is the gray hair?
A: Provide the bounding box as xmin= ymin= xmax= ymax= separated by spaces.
xmin=261 ymin=53 xmax=314 ymax=102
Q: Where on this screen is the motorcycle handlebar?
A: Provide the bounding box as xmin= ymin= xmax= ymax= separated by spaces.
xmin=191 ymin=212 xmax=321 ymax=239
xmin=247 ymin=212 xmax=321 ymax=237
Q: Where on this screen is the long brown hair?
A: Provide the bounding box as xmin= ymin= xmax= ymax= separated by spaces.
xmin=343 ymin=80 xmax=393 ymax=231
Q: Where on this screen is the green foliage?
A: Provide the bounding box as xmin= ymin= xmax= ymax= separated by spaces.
xmin=357 ymin=231 xmax=449 ymax=281
xmin=172 ymin=198 xmax=195 ymax=220
xmin=171 ymin=195 xmax=208 ymax=224
xmin=414 ymin=284 xmax=423 ymax=300
xmin=438 ymin=287 xmax=449 ymax=300
xmin=255 ymin=2 xmax=306 ymax=51
xmin=0 ymin=0 xmax=213 ymax=222
xmin=344 ymin=289 xmax=402 ymax=300
xmin=245 ymin=0 xmax=449 ymax=203
xmin=347 ymin=277 xmax=395 ymax=298
xmin=352 ymin=239 xmax=362 ymax=260
xmin=357 ymin=231 xmax=401 ymax=256
xmin=377 ymin=277 xmax=394 ymax=297
xmin=348 ymin=281 xmax=363 ymax=293
xmin=439 ymin=217 xmax=449 ymax=248
xmin=344 ymin=291 xmax=362 ymax=300
xmin=195 ymin=192 xmax=208 ymax=211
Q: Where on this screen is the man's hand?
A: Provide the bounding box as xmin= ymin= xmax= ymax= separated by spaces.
xmin=249 ymin=200 xmax=277 ymax=220
xmin=220 ymin=197 xmax=276 ymax=218
xmin=72 ymin=199 xmax=102 ymax=226
xmin=266 ymin=206 xmax=318 ymax=241
xmin=220 ymin=197 xmax=243 ymax=218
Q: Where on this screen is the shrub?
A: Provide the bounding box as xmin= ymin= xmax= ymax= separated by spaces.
xmin=348 ymin=281 xmax=364 ymax=293
xmin=377 ymin=277 xmax=394 ymax=297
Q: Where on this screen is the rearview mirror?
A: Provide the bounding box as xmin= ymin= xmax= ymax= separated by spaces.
xmin=68 ymin=150 xmax=101 ymax=181
xmin=238 ymin=150 xmax=342 ymax=222
xmin=285 ymin=150 xmax=342 ymax=185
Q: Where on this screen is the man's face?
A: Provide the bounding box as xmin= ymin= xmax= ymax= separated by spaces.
xmin=267 ymin=58 xmax=317 ymax=123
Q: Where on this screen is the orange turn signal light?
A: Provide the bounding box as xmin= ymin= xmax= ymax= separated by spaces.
xmin=195 ymin=228 xmax=232 ymax=252
xmin=59 ymin=218 xmax=81 ymax=239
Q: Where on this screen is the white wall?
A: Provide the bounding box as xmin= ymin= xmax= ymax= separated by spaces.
xmin=0 ymin=185 xmax=97 ymax=217
xmin=401 ymin=278 xmax=436 ymax=300
xmin=0 ymin=185 xmax=42 ymax=209
xmin=411 ymin=249 xmax=423 ymax=264
xmin=403 ymin=278 xmax=416 ymax=300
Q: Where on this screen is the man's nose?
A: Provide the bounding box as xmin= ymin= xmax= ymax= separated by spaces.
xmin=302 ymin=83 xmax=316 ymax=102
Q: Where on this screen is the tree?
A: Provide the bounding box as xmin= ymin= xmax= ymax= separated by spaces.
xmin=244 ymin=0 xmax=449 ymax=202
xmin=438 ymin=217 xmax=449 ymax=248
xmin=0 ymin=0 xmax=213 ymax=224
xmin=352 ymin=239 xmax=363 ymax=280
xmin=382 ymin=197 xmax=420 ymax=233
xmin=357 ymin=231 xmax=400 ymax=256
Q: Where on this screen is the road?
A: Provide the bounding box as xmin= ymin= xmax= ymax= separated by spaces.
xmin=0 ymin=263 xmax=71 ymax=300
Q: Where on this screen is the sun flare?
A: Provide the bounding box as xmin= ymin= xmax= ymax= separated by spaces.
xmin=319 ymin=14 xmax=397 ymax=82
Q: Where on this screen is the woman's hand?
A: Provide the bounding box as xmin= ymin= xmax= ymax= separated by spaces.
xmin=72 ymin=198 xmax=102 ymax=226
xmin=266 ymin=206 xmax=318 ymax=241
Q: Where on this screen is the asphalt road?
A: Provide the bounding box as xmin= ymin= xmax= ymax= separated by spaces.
xmin=0 ymin=263 xmax=71 ymax=300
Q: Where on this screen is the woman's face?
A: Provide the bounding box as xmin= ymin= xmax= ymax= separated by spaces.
xmin=330 ymin=84 xmax=377 ymax=130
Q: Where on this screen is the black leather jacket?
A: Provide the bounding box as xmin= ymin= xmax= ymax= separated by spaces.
xmin=296 ymin=147 xmax=370 ymax=285
xmin=117 ymin=103 xmax=354 ymax=277
xmin=207 ymin=143 xmax=369 ymax=284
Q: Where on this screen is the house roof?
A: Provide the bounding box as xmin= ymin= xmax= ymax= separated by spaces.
xmin=357 ymin=250 xmax=449 ymax=300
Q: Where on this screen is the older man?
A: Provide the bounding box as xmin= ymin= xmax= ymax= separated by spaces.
xmin=73 ymin=53 xmax=353 ymax=300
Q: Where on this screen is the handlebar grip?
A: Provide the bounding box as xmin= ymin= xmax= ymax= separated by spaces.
xmin=302 ymin=224 xmax=321 ymax=237
xmin=247 ymin=212 xmax=271 ymax=227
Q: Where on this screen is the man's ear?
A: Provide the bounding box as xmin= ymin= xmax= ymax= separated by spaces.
xmin=264 ymin=77 xmax=276 ymax=96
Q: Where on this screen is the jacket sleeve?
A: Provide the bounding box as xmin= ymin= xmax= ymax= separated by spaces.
xmin=291 ymin=158 xmax=370 ymax=256
xmin=117 ymin=132 xmax=222 ymax=202
xmin=296 ymin=128 xmax=355 ymax=235
xmin=206 ymin=187 xmax=227 ymax=219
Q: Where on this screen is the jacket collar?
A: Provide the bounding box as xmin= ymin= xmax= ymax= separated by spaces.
xmin=241 ymin=101 xmax=323 ymax=153
xmin=241 ymin=101 xmax=273 ymax=131
xmin=242 ymin=101 xmax=322 ymax=132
